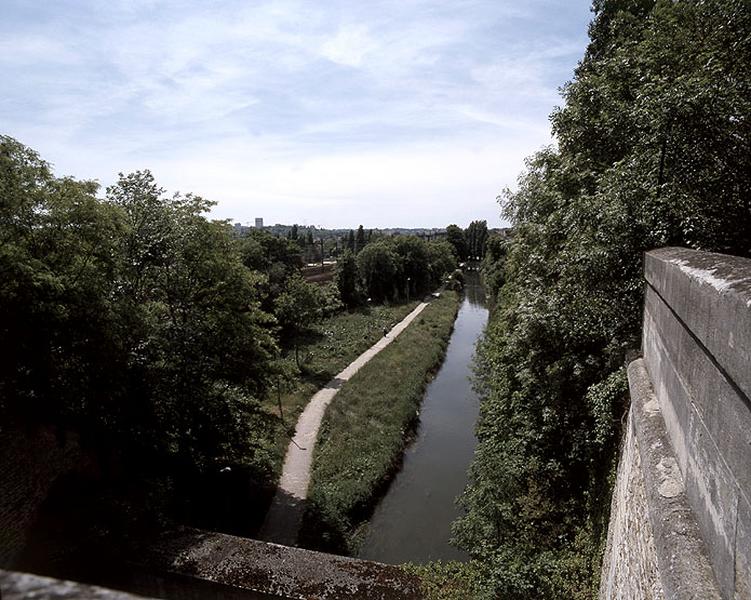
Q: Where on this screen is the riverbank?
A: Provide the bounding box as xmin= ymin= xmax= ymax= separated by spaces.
xmin=266 ymin=302 xmax=420 ymax=474
xmin=299 ymin=291 xmax=461 ymax=554
xmin=358 ymin=275 xmax=488 ymax=563
xmin=258 ymin=302 xmax=430 ymax=546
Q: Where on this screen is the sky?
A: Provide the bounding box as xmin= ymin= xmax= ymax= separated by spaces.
xmin=1 ymin=1 xmax=593 ymax=229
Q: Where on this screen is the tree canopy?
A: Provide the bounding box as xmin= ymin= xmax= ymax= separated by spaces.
xmin=454 ymin=1 xmax=751 ymax=598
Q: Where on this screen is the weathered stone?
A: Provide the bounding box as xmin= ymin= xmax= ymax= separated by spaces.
xmin=599 ymin=408 xmax=664 ymax=600
xmin=626 ymin=359 xmax=722 ymax=600
xmin=604 ymin=248 xmax=751 ymax=600
xmin=644 ymin=247 xmax=751 ymax=408
xmin=136 ymin=528 xmax=423 ymax=600
xmin=642 ymin=248 xmax=751 ymax=599
xmin=0 ymin=570 xmax=156 ymax=600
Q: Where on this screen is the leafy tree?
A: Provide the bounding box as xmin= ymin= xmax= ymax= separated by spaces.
xmin=454 ymin=1 xmax=751 ymax=598
xmin=274 ymin=274 xmax=322 ymax=369
xmin=356 ymin=241 xmax=399 ymax=302
xmin=392 ymin=235 xmax=431 ymax=299
xmin=0 ymin=136 xmax=124 ymax=428
xmin=355 ymin=224 xmax=366 ymax=253
xmin=335 ymin=250 xmax=361 ymax=308
xmin=346 ymin=230 xmax=355 ymax=253
xmin=445 ymin=224 xmax=468 ymax=261
xmin=0 ymin=139 xmax=281 ymax=536
xmin=465 ymin=220 xmax=488 ymax=260
xmin=481 ymin=235 xmax=509 ymax=300
xmin=106 ymin=170 xmax=278 ymax=468
xmin=238 ymin=229 xmax=303 ymax=308
xmin=426 ymin=239 xmax=458 ymax=287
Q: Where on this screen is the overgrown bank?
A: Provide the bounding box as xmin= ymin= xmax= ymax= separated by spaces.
xmin=446 ymin=1 xmax=751 ymax=599
xmin=299 ymin=291 xmax=461 ymax=554
xmin=265 ymin=302 xmax=420 ymax=476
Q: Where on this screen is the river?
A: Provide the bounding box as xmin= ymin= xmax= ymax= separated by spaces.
xmin=357 ymin=273 xmax=489 ymax=564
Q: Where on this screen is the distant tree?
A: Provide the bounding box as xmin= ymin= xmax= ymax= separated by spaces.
xmin=426 ymin=240 xmax=457 ymax=287
xmin=347 ymin=230 xmax=355 ymax=253
xmin=238 ymin=230 xmax=302 ymax=308
xmin=465 ymin=220 xmax=488 ymax=260
xmin=391 ymin=236 xmax=431 ymax=299
xmin=356 ymin=242 xmax=399 ymax=302
xmin=287 ymin=224 xmax=299 ymax=241
xmin=335 ymin=250 xmax=360 ymax=308
xmin=306 ymin=230 xmax=314 ymax=245
xmin=355 ymin=225 xmax=366 ymax=253
xmin=445 ymin=224 xmax=468 ymax=261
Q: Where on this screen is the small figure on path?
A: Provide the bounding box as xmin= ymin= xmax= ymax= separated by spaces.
xmin=383 ymin=326 xmax=388 ymax=337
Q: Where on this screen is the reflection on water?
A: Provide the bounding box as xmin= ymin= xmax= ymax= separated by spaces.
xmin=358 ymin=273 xmax=488 ymax=564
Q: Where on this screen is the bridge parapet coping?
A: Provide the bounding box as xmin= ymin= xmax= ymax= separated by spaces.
xmin=132 ymin=528 xmax=423 ymax=600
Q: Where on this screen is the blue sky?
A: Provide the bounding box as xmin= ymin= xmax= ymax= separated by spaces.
xmin=1 ymin=0 xmax=593 ymax=228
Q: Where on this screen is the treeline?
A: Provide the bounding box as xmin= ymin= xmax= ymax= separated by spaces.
xmin=335 ymin=236 xmax=457 ymax=306
xmin=452 ymin=1 xmax=751 ymax=599
xmin=0 ymin=144 xmax=281 ymax=492
xmin=262 ymin=222 xmax=450 ymax=265
xmin=444 ymin=220 xmax=489 ymax=262
xmin=0 ymin=135 xmax=460 ymax=537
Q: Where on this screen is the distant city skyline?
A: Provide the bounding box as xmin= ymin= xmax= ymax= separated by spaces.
xmin=1 ymin=0 xmax=593 ymax=228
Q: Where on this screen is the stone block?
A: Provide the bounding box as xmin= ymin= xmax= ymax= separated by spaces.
xmin=645 ymin=247 xmax=751 ymax=404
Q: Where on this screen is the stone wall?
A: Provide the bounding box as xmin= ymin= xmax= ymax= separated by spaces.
xmin=129 ymin=528 xmax=423 ymax=600
xmin=600 ymin=407 xmax=663 ymax=600
xmin=0 ymin=570 xmax=156 ymax=600
xmin=602 ymin=247 xmax=751 ymax=600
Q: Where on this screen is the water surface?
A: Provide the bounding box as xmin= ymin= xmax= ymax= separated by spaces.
xmin=358 ymin=274 xmax=488 ymax=564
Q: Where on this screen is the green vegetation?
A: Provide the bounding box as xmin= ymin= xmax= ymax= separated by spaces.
xmin=448 ymin=1 xmax=751 ymax=598
xmin=301 ymin=291 xmax=460 ymax=553
xmin=265 ymin=300 xmax=419 ymax=474
xmin=443 ymin=221 xmax=489 ymax=263
xmin=0 ymin=134 xmax=460 ymax=546
xmin=404 ymin=561 xmax=485 ymax=600
xmin=354 ymin=236 xmax=456 ymax=304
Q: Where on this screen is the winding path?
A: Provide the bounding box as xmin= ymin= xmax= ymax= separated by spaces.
xmin=258 ymin=301 xmax=430 ymax=546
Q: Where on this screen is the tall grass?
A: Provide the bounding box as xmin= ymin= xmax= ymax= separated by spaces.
xmin=301 ymin=291 xmax=460 ymax=553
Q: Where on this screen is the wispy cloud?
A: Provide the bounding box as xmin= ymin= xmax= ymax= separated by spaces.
xmin=0 ymin=0 xmax=592 ymax=227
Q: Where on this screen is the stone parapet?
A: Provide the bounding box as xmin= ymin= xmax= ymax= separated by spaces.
xmin=602 ymin=247 xmax=751 ymax=600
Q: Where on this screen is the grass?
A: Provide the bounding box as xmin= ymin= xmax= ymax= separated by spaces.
xmin=264 ymin=301 xmax=420 ymax=477
xmin=402 ymin=561 xmax=486 ymax=600
xmin=299 ymin=291 xmax=460 ymax=553
xmin=168 ymin=301 xmax=420 ymax=539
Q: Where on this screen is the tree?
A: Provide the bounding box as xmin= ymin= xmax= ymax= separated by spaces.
xmin=347 ymin=230 xmax=355 ymax=253
xmin=356 ymin=241 xmax=399 ymax=302
xmin=426 ymin=240 xmax=457 ymax=287
xmin=355 ymin=225 xmax=366 ymax=253
xmin=238 ymin=229 xmax=303 ymax=309
xmin=455 ymin=1 xmax=751 ymax=597
xmin=0 ymin=136 xmax=125 ymax=428
xmin=445 ymin=224 xmax=468 ymax=261
xmin=391 ymin=236 xmax=431 ymax=300
xmin=274 ymin=274 xmax=322 ymax=369
xmin=335 ymin=250 xmax=360 ymax=308
xmin=0 ymin=139 xmax=280 ymax=483
xmin=465 ymin=220 xmax=488 ymax=260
